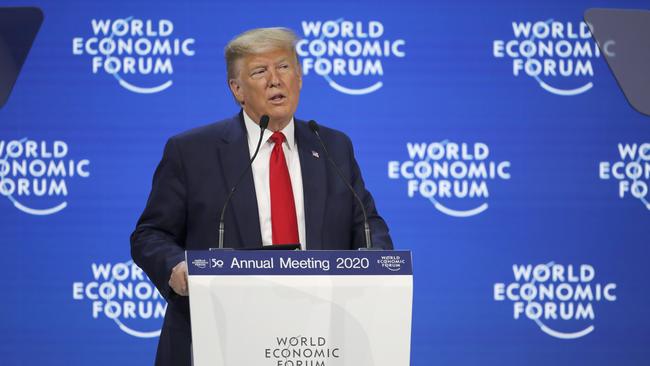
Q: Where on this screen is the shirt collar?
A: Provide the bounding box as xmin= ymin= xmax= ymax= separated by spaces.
xmin=243 ymin=110 xmax=296 ymax=150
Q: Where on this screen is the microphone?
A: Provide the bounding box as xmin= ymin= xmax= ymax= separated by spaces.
xmin=218 ymin=114 xmax=270 ymax=249
xmin=308 ymin=120 xmax=373 ymax=249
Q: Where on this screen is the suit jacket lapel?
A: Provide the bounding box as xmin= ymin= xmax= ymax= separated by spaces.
xmin=218 ymin=114 xmax=263 ymax=249
xmin=295 ymin=120 xmax=327 ymax=250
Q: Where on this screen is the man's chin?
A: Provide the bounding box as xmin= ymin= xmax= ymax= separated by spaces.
xmin=266 ymin=115 xmax=291 ymax=129
xmin=267 ymin=108 xmax=294 ymax=127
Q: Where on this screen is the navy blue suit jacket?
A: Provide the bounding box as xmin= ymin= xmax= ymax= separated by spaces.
xmin=130 ymin=112 xmax=392 ymax=366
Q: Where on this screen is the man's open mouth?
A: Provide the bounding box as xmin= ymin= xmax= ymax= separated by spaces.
xmin=269 ymin=93 xmax=286 ymax=102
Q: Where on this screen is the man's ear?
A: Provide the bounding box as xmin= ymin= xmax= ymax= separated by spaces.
xmin=229 ymin=79 xmax=244 ymax=104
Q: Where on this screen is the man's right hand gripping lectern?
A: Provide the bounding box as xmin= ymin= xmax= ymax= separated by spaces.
xmin=186 ymin=250 xmax=413 ymax=366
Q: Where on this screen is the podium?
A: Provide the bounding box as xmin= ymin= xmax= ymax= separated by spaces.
xmin=186 ymin=250 xmax=413 ymax=366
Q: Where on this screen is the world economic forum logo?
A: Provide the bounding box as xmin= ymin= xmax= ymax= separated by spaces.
xmin=191 ymin=258 xmax=209 ymax=269
xmin=72 ymin=260 xmax=166 ymax=338
xmin=492 ymin=20 xmax=611 ymax=96
xmin=599 ymin=143 xmax=650 ymax=211
xmin=297 ymin=19 xmax=405 ymax=95
xmin=494 ymin=263 xmax=617 ymax=339
xmin=377 ymin=255 xmax=405 ymax=272
xmin=388 ymin=141 xmax=511 ymax=217
xmin=0 ymin=139 xmax=90 ymax=215
xmin=72 ymin=17 xmax=196 ymax=94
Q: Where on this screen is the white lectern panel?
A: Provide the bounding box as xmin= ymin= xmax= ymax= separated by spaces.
xmin=187 ymin=250 xmax=413 ymax=366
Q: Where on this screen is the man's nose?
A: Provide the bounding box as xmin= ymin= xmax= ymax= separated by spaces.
xmin=267 ymin=68 xmax=281 ymax=87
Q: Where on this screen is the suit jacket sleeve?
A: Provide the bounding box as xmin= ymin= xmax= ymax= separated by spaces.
xmin=345 ymin=135 xmax=394 ymax=250
xmin=130 ymin=137 xmax=187 ymax=302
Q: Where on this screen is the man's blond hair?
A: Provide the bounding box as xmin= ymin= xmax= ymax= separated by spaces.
xmin=224 ymin=27 xmax=300 ymax=80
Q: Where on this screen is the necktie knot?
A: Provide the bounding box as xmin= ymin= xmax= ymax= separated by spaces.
xmin=270 ymin=131 xmax=285 ymax=145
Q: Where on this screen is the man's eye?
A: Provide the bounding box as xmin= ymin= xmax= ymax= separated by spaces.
xmin=279 ymin=64 xmax=289 ymax=70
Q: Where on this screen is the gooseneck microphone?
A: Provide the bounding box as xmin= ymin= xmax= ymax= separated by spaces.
xmin=218 ymin=115 xmax=270 ymax=249
xmin=308 ymin=120 xmax=373 ymax=249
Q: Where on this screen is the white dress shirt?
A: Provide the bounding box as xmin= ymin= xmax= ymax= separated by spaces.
xmin=243 ymin=111 xmax=306 ymax=249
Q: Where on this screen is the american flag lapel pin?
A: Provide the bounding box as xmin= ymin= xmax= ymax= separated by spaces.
xmin=311 ymin=150 xmax=320 ymax=159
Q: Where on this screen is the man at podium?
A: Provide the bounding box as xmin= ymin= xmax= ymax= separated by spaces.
xmin=130 ymin=27 xmax=392 ymax=366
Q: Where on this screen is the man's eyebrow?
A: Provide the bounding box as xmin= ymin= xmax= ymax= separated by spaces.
xmin=247 ymin=56 xmax=291 ymax=70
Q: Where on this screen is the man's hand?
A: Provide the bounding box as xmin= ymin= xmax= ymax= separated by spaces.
xmin=168 ymin=261 xmax=189 ymax=296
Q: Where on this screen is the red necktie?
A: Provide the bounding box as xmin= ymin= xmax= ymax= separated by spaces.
xmin=269 ymin=131 xmax=299 ymax=245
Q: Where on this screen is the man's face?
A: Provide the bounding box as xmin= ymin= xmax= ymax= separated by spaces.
xmin=229 ymin=48 xmax=302 ymax=129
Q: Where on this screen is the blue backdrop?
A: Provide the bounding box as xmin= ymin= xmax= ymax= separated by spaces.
xmin=1 ymin=0 xmax=649 ymax=365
